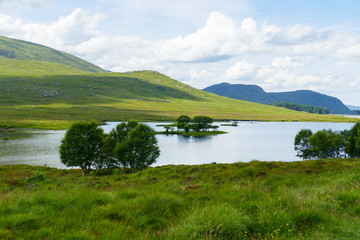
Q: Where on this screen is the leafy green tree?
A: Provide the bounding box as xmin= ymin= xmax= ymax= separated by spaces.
xmin=100 ymin=134 xmax=118 ymax=174
xmin=60 ymin=121 xmax=104 ymax=176
xmin=309 ymin=130 xmax=335 ymax=159
xmin=110 ymin=121 xmax=138 ymax=143
xmin=184 ymin=124 xmax=191 ymax=133
xmin=346 ymin=122 xmax=360 ymax=158
xmin=177 ymin=115 xmax=192 ymax=131
xmin=114 ymin=123 xmax=160 ymax=171
xmin=108 ymin=122 xmax=138 ymax=172
xmin=294 ymin=129 xmax=313 ymax=160
xmin=193 ymin=116 xmax=213 ymax=131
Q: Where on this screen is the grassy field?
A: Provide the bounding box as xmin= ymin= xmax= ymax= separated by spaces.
xmin=0 ymin=35 xmax=355 ymax=129
xmin=0 ymin=69 xmax=355 ymax=129
xmin=1 ymin=159 xmax=360 ymax=239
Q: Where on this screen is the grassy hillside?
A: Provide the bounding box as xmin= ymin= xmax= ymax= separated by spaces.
xmin=0 ymin=69 xmax=354 ymax=129
xmin=0 ymin=35 xmax=104 ymax=73
xmin=1 ymin=159 xmax=360 ymax=239
xmin=0 ymin=35 xmax=354 ymax=129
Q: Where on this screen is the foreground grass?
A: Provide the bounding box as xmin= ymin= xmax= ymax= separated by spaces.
xmin=1 ymin=159 xmax=360 ymax=239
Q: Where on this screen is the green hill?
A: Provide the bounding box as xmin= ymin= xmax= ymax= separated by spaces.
xmin=0 ymin=36 xmax=353 ymax=129
xmin=0 ymin=35 xmax=104 ymax=73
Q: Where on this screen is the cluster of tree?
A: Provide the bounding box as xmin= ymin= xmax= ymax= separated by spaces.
xmin=60 ymin=121 xmax=160 ymax=176
xmin=352 ymin=110 xmax=360 ymax=115
xmin=274 ymin=102 xmax=330 ymax=114
xmin=295 ymin=122 xmax=360 ymax=160
xmin=176 ymin=115 xmax=219 ymax=132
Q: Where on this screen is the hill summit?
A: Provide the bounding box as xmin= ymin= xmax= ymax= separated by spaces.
xmin=0 ymin=35 xmax=104 ymax=73
xmin=203 ymin=82 xmax=352 ymax=114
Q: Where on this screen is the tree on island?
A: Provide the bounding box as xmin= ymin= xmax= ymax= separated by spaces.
xmin=193 ymin=116 xmax=213 ymax=131
xmin=176 ymin=115 xmax=192 ymax=131
xmin=60 ymin=121 xmax=104 ymax=176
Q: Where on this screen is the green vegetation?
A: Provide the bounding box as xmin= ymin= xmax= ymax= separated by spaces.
xmin=2 ymin=69 xmax=353 ymax=130
xmin=274 ymin=102 xmax=330 ymax=114
xmin=294 ymin=122 xmax=360 ymax=160
xmin=1 ymin=159 xmax=360 ymax=239
xmin=0 ymin=35 xmax=355 ymax=129
xmin=60 ymin=121 xmax=160 ymax=175
xmin=158 ymin=115 xmax=226 ymax=136
xmin=0 ymin=35 xmax=104 ymax=73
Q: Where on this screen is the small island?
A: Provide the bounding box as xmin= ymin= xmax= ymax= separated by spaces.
xmin=157 ymin=115 xmax=227 ymax=136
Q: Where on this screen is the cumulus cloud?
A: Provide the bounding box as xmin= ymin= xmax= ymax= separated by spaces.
xmin=254 ymin=57 xmax=345 ymax=93
xmin=271 ymin=56 xmax=303 ymax=68
xmin=158 ymin=12 xmax=280 ymax=63
xmin=1 ymin=8 xmax=360 ymax=102
xmin=224 ymin=60 xmax=257 ymax=80
xmin=0 ymin=8 xmax=104 ymax=52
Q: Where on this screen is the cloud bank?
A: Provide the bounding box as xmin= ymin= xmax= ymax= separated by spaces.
xmin=1 ymin=9 xmax=360 ymax=104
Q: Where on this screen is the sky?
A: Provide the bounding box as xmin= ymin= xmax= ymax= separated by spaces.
xmin=1 ymin=0 xmax=360 ymax=105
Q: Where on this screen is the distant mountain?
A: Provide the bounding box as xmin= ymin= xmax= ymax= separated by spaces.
xmin=347 ymin=105 xmax=360 ymax=111
xmin=203 ymin=83 xmax=352 ymax=114
xmin=0 ymin=35 xmax=104 ymax=73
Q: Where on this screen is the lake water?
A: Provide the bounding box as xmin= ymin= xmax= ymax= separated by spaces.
xmin=0 ymin=122 xmax=355 ymax=168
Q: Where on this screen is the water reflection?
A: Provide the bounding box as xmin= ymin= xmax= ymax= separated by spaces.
xmin=0 ymin=122 xmax=355 ymax=168
xmin=177 ymin=135 xmax=213 ymax=143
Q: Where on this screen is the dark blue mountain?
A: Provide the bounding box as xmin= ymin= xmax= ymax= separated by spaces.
xmin=203 ymin=83 xmax=351 ymax=114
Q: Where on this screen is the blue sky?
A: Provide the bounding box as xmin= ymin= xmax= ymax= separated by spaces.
xmin=1 ymin=0 xmax=360 ymax=105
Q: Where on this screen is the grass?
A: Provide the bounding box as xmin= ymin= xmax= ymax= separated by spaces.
xmin=0 ymin=35 xmax=104 ymax=73
xmin=0 ymin=69 xmax=355 ymax=129
xmin=0 ymin=35 xmax=356 ymax=129
xmin=1 ymin=159 xmax=360 ymax=239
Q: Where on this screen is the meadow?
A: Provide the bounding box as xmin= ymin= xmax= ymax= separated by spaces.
xmin=0 ymin=69 xmax=355 ymax=129
xmin=1 ymin=159 xmax=360 ymax=239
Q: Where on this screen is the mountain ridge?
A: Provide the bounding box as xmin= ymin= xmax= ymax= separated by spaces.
xmin=203 ymin=82 xmax=351 ymax=114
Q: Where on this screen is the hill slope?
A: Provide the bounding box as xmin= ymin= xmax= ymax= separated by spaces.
xmin=0 ymin=36 xmax=353 ymax=128
xmin=203 ymin=83 xmax=351 ymax=114
xmin=0 ymin=35 xmax=104 ymax=73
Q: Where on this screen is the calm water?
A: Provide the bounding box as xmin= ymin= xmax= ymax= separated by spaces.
xmin=0 ymin=122 xmax=354 ymax=168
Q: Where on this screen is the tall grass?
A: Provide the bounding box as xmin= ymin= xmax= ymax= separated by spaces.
xmin=1 ymin=159 xmax=360 ymax=239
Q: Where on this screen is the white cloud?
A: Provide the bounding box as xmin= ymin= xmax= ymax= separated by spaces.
xmin=158 ymin=12 xmax=281 ymax=63
xmin=336 ymin=44 xmax=360 ymax=60
xmin=271 ymin=56 xmax=303 ymax=68
xmin=0 ymin=8 xmax=104 ymax=51
xmin=224 ymin=60 xmax=256 ymax=80
xmin=1 ymin=8 xmax=360 ymax=104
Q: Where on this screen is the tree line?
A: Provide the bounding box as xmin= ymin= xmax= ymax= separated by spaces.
xmin=274 ymin=102 xmax=330 ymax=114
xmin=295 ymin=122 xmax=360 ymax=160
xmin=176 ymin=115 xmax=218 ymax=132
xmin=60 ymin=121 xmax=160 ymax=176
